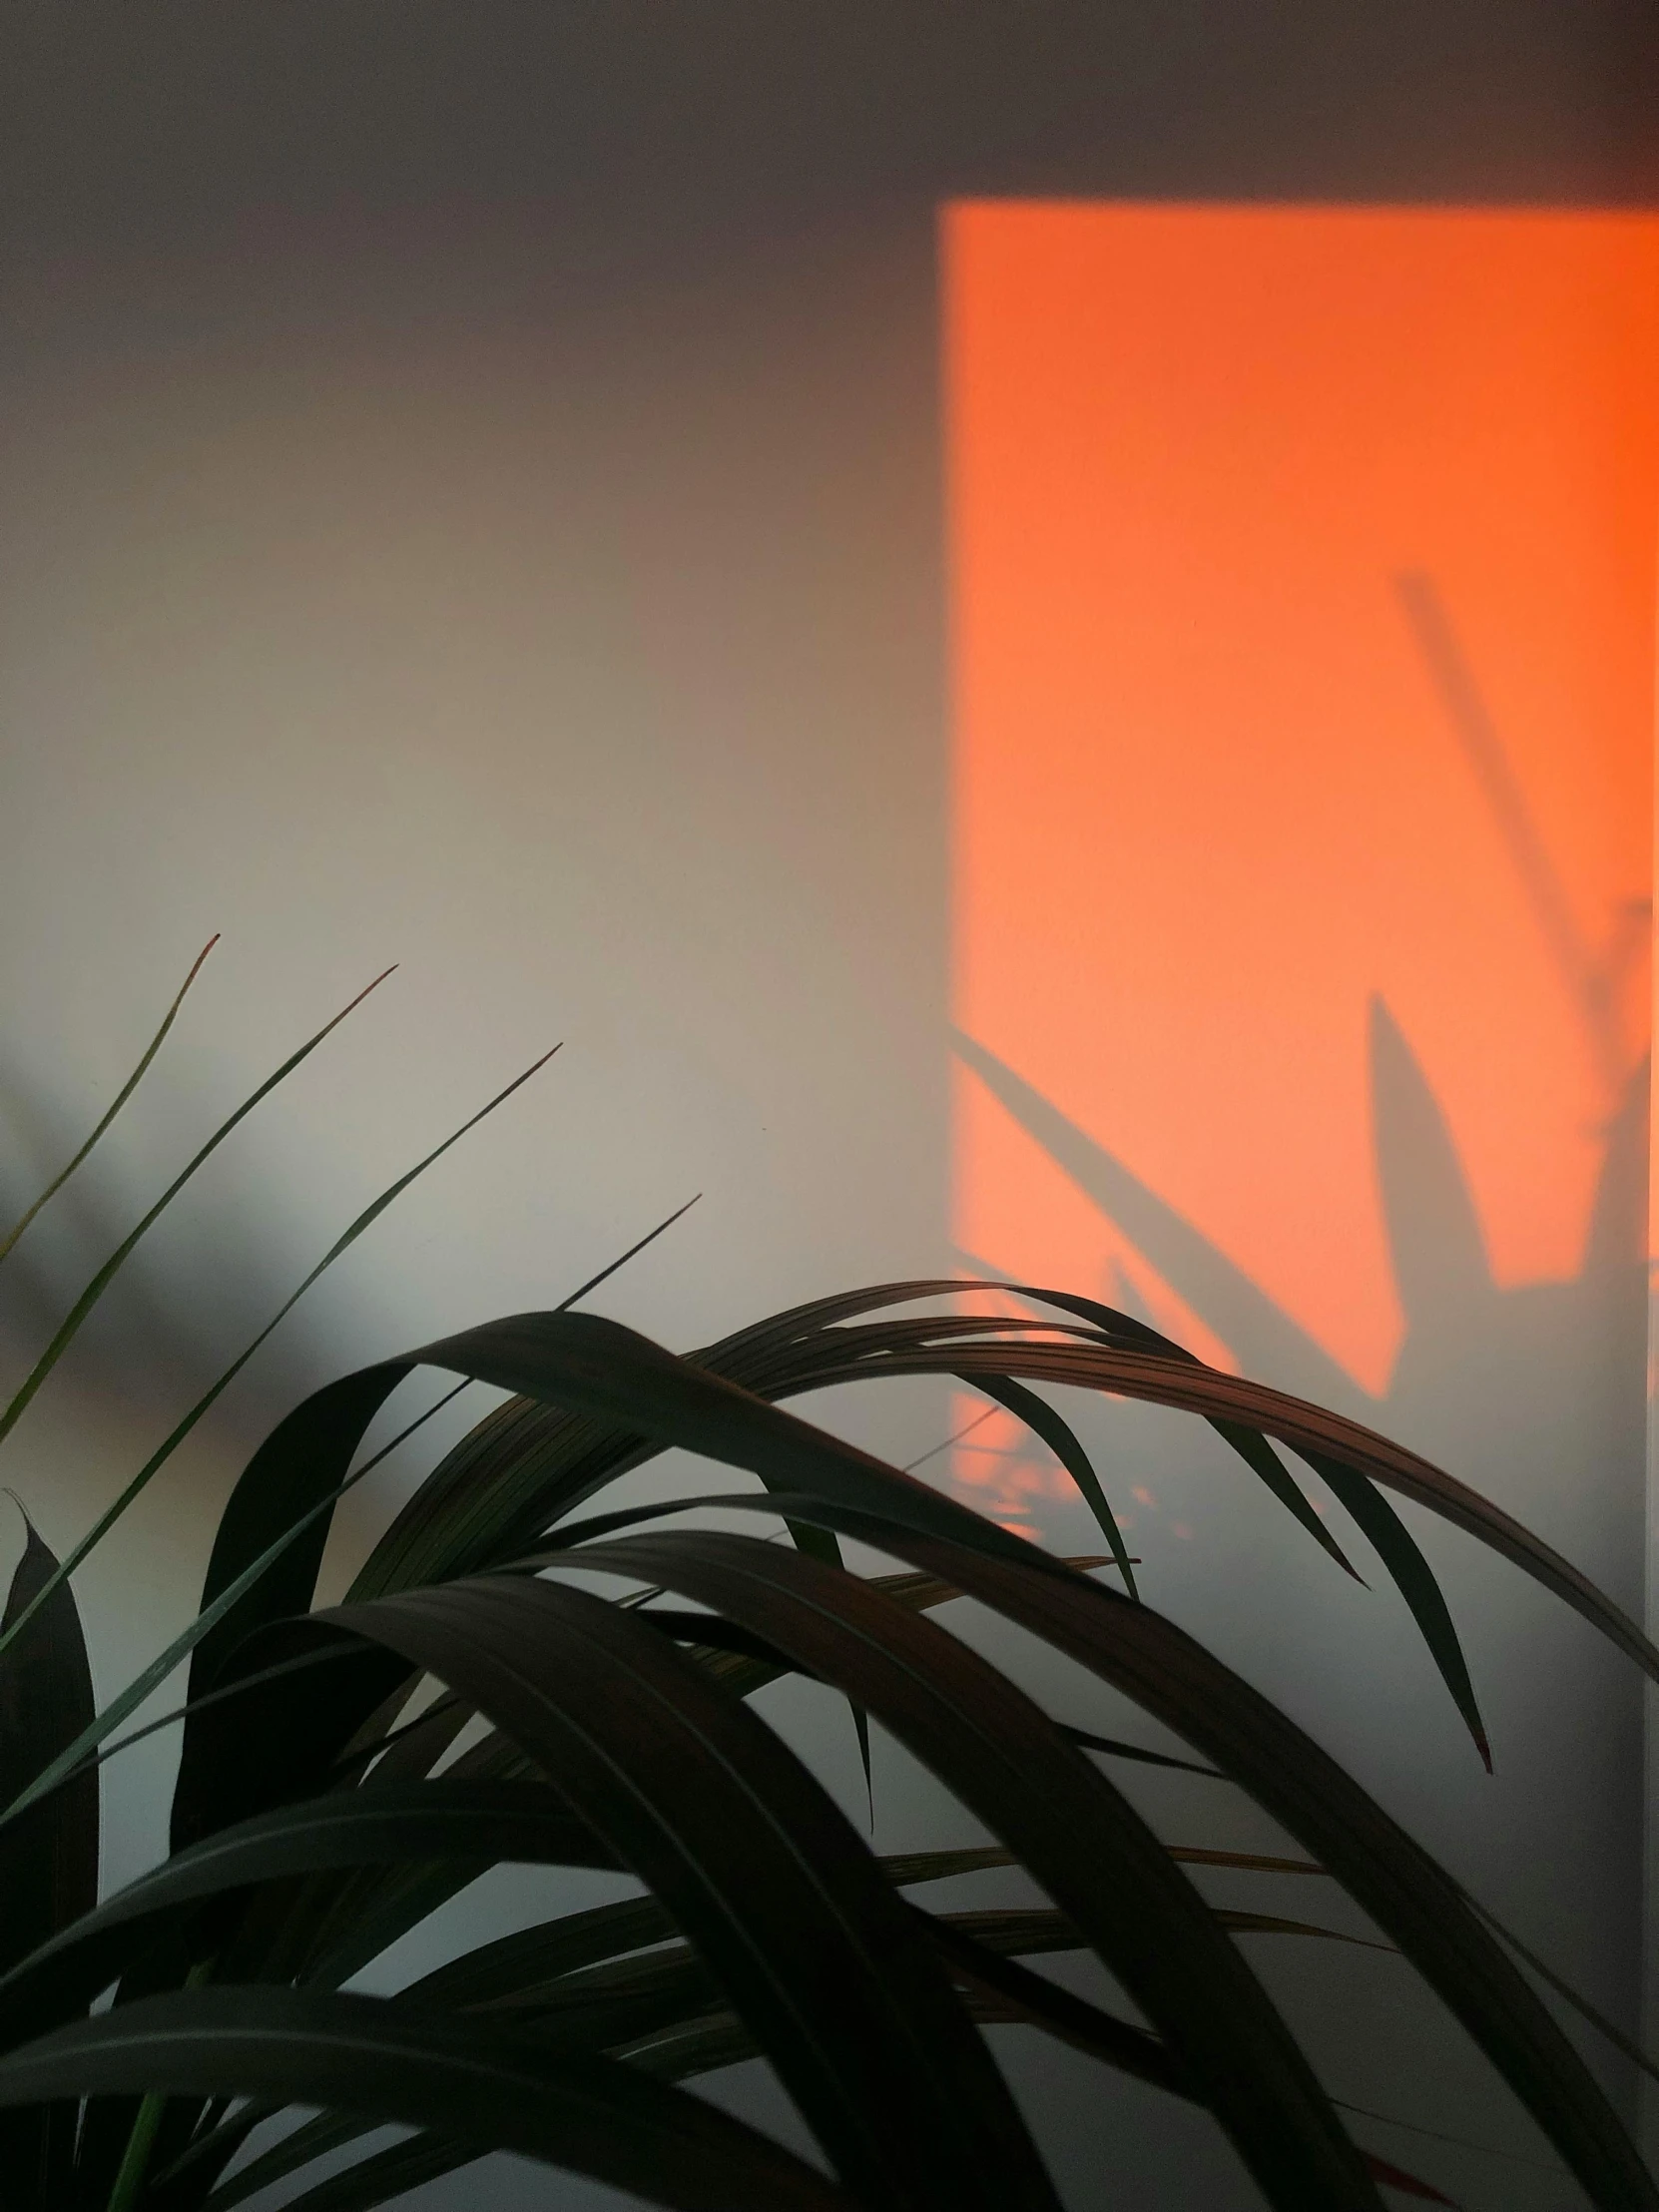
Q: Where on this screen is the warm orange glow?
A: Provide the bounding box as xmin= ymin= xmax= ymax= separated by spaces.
xmin=947 ymin=204 xmax=1659 ymax=1423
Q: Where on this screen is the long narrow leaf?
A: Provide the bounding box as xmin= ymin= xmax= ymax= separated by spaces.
xmin=962 ymin=1374 xmax=1139 ymax=1597
xmin=0 ymin=1779 xmax=618 ymax=2048
xmin=1295 ymin=1445 xmax=1488 ymax=1767
xmin=0 ymin=1432 xmax=426 ymax=1836
xmin=0 ymin=1050 xmax=557 ymax=1678
xmin=228 ymin=2129 xmax=474 ymax=2212
xmin=0 ymin=936 xmax=217 ymax=1269
xmin=0 ymin=1986 xmax=856 ymax=2212
xmin=686 ymin=1495 xmax=1652 ymax=2212
xmin=0 ymin=1516 xmax=96 ymax=2207
xmin=0 ymin=1519 xmax=98 ymax=1974
xmin=558 ymin=1528 xmax=1381 ymax=2212
xmin=0 ymin=966 xmax=395 ymax=1461
xmin=321 ymin=1575 xmax=1061 ymax=2212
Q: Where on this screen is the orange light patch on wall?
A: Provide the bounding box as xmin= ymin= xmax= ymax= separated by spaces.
xmin=945 ymin=204 xmax=1659 ymax=1401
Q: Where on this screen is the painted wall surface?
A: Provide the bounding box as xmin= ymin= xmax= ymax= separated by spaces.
xmin=949 ymin=205 xmax=1658 ymax=1398
xmin=946 ymin=200 xmax=1659 ymax=2192
xmin=0 ymin=8 xmax=1655 ymax=2207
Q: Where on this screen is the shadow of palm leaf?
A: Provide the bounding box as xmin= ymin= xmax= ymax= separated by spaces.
xmin=951 ymin=1013 xmax=1649 ymax=1603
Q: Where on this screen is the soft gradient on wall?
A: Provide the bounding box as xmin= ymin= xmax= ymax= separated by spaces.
xmin=948 ymin=201 xmax=1657 ymax=1411
xmin=3 ymin=9 xmax=1656 ymax=2196
xmin=945 ymin=203 xmax=1659 ymax=2146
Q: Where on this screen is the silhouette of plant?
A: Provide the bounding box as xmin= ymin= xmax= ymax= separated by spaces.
xmin=0 ymin=952 xmax=1652 ymax=2210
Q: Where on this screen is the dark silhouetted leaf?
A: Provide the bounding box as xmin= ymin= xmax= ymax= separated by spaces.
xmin=0 ymin=1515 xmax=97 ymax=2207
xmin=322 ymin=1573 xmax=1061 ymax=2212
xmin=0 ymin=1986 xmax=855 ymax=2212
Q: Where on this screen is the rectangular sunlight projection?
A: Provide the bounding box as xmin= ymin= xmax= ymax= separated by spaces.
xmin=945 ymin=204 xmax=1659 ymax=1534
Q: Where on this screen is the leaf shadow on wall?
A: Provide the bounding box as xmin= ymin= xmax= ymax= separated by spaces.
xmin=952 ymin=1016 xmax=1649 ymax=1611
xmin=952 ymin=572 xmax=1650 ymax=1611
xmin=0 ymin=1065 xmax=338 ymax=1560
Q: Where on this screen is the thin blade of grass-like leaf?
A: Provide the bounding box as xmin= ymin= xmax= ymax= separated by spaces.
xmin=341 ymin=1215 xmax=742 ymax=1606
xmin=1295 ymin=1446 xmax=1488 ymax=1766
xmin=149 ymin=2102 xmax=264 ymax=2209
xmin=193 ymin=1212 xmax=690 ymax=1663
xmin=780 ymin=1504 xmax=1653 ymax=2212
xmin=426 ymin=1900 xmax=678 ymax=1996
xmin=281 ymin=1723 xmax=557 ymax=1997
xmin=227 ymin=2130 xmax=474 ymax=2212
xmin=0 ymin=1412 xmax=427 ymax=1834
xmin=703 ymin=1299 xmax=1641 ymax=1738
xmin=1470 ymin=1897 xmax=1659 ymax=2090
xmin=0 ymin=1781 xmax=616 ymax=2047
xmin=0 ymin=966 xmax=395 ymax=1461
xmin=962 ymin=1375 xmax=1138 ymax=1597
xmin=1060 ymin=1725 xmax=1220 ymax=1778
xmin=321 ymin=1576 xmax=1061 ymax=2212
xmin=1208 ymin=1418 xmax=1365 ymax=1581
xmin=170 ymin=2108 xmax=368 ymax=2212
xmin=559 ymin=1529 xmax=1381 ymax=2212
xmin=613 ymin=1989 xmax=1454 ymax=2207
xmin=0 ymin=935 xmax=217 ymax=1268
xmin=932 ymin=1335 xmax=1659 ymax=1693
xmin=166 ymin=1367 xmax=419 ymax=1833
xmin=0 ymin=1986 xmax=856 ymax=2212
xmin=922 ymin=1904 xmax=1386 ymax=1957
xmin=1220 ymin=1912 xmax=1393 ymax=1950
xmin=1336 ymin=2095 xmax=1564 ymax=2178
xmin=555 ymin=1196 xmax=701 ymax=1312
xmin=333 ymin=1690 xmax=470 ymax=1787
xmin=935 ymin=1282 xmax=1368 ymax=1585
xmin=86 ymin=1645 xmax=367 ymax=1780
xmin=587 ymin=1556 xmax=1115 ymax=1719
xmin=689 ymin=1278 xmax=1362 ymax=1583
xmin=409 ymin=1311 xmax=1090 ymax=1586
xmin=0 ymin=1050 xmax=556 ymax=1678
xmin=544 ymin=1483 xmax=1638 ymax=2202
xmin=920 ymin=1908 xmax=1180 ymax=2089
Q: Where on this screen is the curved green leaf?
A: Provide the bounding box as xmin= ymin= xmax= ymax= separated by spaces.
xmin=0 ymin=1049 xmax=558 ymax=1683
xmin=559 ymin=1527 xmax=1381 ymax=2212
xmin=0 ymin=1781 xmax=615 ymax=2050
xmin=0 ymin=936 xmax=217 ymax=1270
xmin=322 ymin=1574 xmax=1061 ymax=2212
xmin=0 ymin=966 xmax=395 ymax=1466
xmin=0 ymin=1986 xmax=855 ymax=2212
xmin=961 ymin=1374 xmax=1139 ymax=1597
xmin=0 ymin=1515 xmax=96 ymax=2207
xmin=642 ymin=1495 xmax=1650 ymax=2212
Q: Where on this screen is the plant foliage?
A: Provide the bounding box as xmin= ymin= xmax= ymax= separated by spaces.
xmin=0 ymin=950 xmax=1650 ymax=2210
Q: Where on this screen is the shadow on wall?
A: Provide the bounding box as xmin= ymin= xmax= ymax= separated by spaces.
xmin=950 ymin=550 xmax=1651 ymax=1608
xmin=952 ymin=1015 xmax=1649 ymax=1612
xmin=0 ymin=1043 xmax=367 ymax=1506
xmin=951 ymin=995 xmax=1652 ymax=2057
